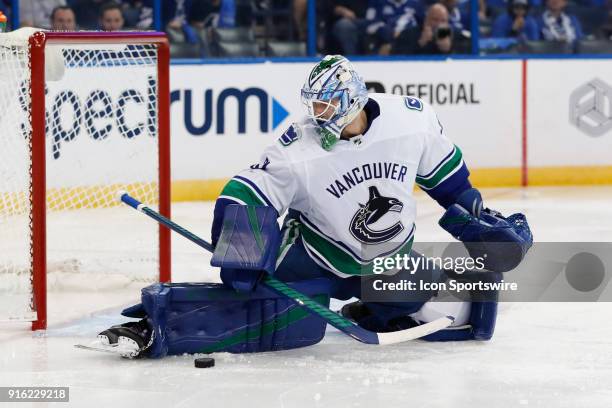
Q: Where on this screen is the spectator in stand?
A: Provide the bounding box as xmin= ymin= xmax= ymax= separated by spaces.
xmin=599 ymin=0 xmax=612 ymax=39
xmin=185 ymin=0 xmax=221 ymax=29
xmin=181 ymin=0 xmax=246 ymax=38
xmin=491 ymin=0 xmax=539 ymax=40
xmin=392 ymin=3 xmax=454 ymax=54
xmin=176 ymin=0 xmax=253 ymax=49
xmin=485 ymin=0 xmax=508 ymax=13
xmin=486 ymin=0 xmax=543 ymax=17
xmin=179 ymin=0 xmax=221 ymax=47
xmin=72 ymin=0 xmax=107 ymax=29
xmin=439 ymin=0 xmax=469 ymax=33
xmin=0 ymin=0 xmax=11 ymax=30
xmin=486 ymin=0 xmax=533 ymax=9
xmin=252 ymin=0 xmax=307 ymax=39
xmin=329 ymin=0 xmax=369 ymax=55
xmin=100 ymin=2 xmax=125 ymax=31
xmin=290 ymin=0 xmax=308 ymax=41
xmin=130 ymin=0 xmax=180 ymax=30
xmin=478 ymin=0 xmax=488 ymax=21
xmin=50 ymin=6 xmax=77 ymax=30
xmin=20 ymin=0 xmax=66 ymax=29
xmin=537 ymin=0 xmax=584 ymax=44
xmin=122 ymin=1 xmax=152 ymax=29
xmin=575 ymin=0 xmax=605 ymax=5
xmin=366 ymin=0 xmax=425 ymax=55
xmin=169 ymin=0 xmax=247 ymax=31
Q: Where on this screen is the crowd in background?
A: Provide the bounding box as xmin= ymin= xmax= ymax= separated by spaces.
xmin=325 ymin=0 xmax=612 ymax=54
xmin=0 ymin=0 xmax=611 ymax=56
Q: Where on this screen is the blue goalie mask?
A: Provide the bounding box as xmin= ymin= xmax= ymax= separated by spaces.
xmin=300 ymin=55 xmax=369 ymax=150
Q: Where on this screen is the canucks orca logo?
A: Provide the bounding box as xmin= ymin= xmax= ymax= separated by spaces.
xmin=350 ymin=186 xmax=404 ymax=244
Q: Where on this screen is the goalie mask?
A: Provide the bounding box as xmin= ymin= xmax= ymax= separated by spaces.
xmin=301 ymin=55 xmax=368 ymax=151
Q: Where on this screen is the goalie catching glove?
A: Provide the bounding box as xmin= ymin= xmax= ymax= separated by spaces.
xmin=439 ymin=188 xmax=533 ymax=272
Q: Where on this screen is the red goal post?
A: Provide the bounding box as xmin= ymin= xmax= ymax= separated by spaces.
xmin=0 ymin=30 xmax=171 ymax=330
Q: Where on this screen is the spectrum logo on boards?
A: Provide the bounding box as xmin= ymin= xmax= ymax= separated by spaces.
xmin=171 ymin=87 xmax=290 ymax=136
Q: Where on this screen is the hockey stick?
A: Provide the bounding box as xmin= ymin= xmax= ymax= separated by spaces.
xmin=118 ymin=191 xmax=454 ymax=345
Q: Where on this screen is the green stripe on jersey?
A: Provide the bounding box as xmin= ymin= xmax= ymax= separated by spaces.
xmin=416 ymin=146 xmax=463 ymax=190
xmin=220 ymin=179 xmax=265 ymax=206
xmin=300 ymin=221 xmax=414 ymax=276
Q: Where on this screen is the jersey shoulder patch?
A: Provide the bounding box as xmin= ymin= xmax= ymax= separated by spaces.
xmin=404 ymin=96 xmax=423 ymax=112
xmin=278 ymin=124 xmax=300 ymax=147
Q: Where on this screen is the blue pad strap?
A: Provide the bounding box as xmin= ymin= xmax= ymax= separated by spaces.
xmin=211 ymin=205 xmax=280 ymax=274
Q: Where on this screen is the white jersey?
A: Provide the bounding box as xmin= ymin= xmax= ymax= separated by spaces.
xmin=219 ymin=93 xmax=465 ymax=277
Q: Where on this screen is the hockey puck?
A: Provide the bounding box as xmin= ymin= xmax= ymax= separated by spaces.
xmin=194 ymin=357 xmax=215 ymax=368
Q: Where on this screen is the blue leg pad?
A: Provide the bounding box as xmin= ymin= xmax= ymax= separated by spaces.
xmin=122 ymin=279 xmax=332 ymax=358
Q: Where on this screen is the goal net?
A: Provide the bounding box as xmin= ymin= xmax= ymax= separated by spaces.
xmin=0 ymin=29 xmax=171 ymax=330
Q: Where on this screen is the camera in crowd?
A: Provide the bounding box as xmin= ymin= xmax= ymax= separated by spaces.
xmin=435 ymin=26 xmax=452 ymax=40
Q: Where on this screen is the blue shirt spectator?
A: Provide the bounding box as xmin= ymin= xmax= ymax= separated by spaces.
xmin=366 ymin=0 xmax=424 ymax=38
xmin=491 ymin=0 xmax=539 ymax=40
xmin=70 ymin=0 xmax=106 ymax=29
xmin=440 ymin=0 xmax=470 ymax=32
xmin=487 ymin=0 xmax=542 ymax=10
xmin=366 ymin=0 xmax=424 ymax=53
xmin=600 ymin=0 xmax=612 ymax=39
xmin=574 ymin=0 xmax=605 ymax=6
xmin=537 ymin=0 xmax=584 ymax=43
xmin=329 ymin=0 xmax=370 ymax=55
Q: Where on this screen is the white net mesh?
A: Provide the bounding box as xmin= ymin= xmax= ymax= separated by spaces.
xmin=0 ymin=30 xmax=164 ymax=322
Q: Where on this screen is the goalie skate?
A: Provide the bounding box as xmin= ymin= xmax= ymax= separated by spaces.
xmin=75 ymin=320 xmax=153 ymax=359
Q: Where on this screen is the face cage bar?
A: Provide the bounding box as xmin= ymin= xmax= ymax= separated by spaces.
xmin=302 ymin=88 xmax=350 ymax=129
xmin=28 ymin=31 xmax=172 ymax=331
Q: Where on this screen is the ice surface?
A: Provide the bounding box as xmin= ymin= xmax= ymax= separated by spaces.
xmin=1 ymin=186 xmax=611 ymax=408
